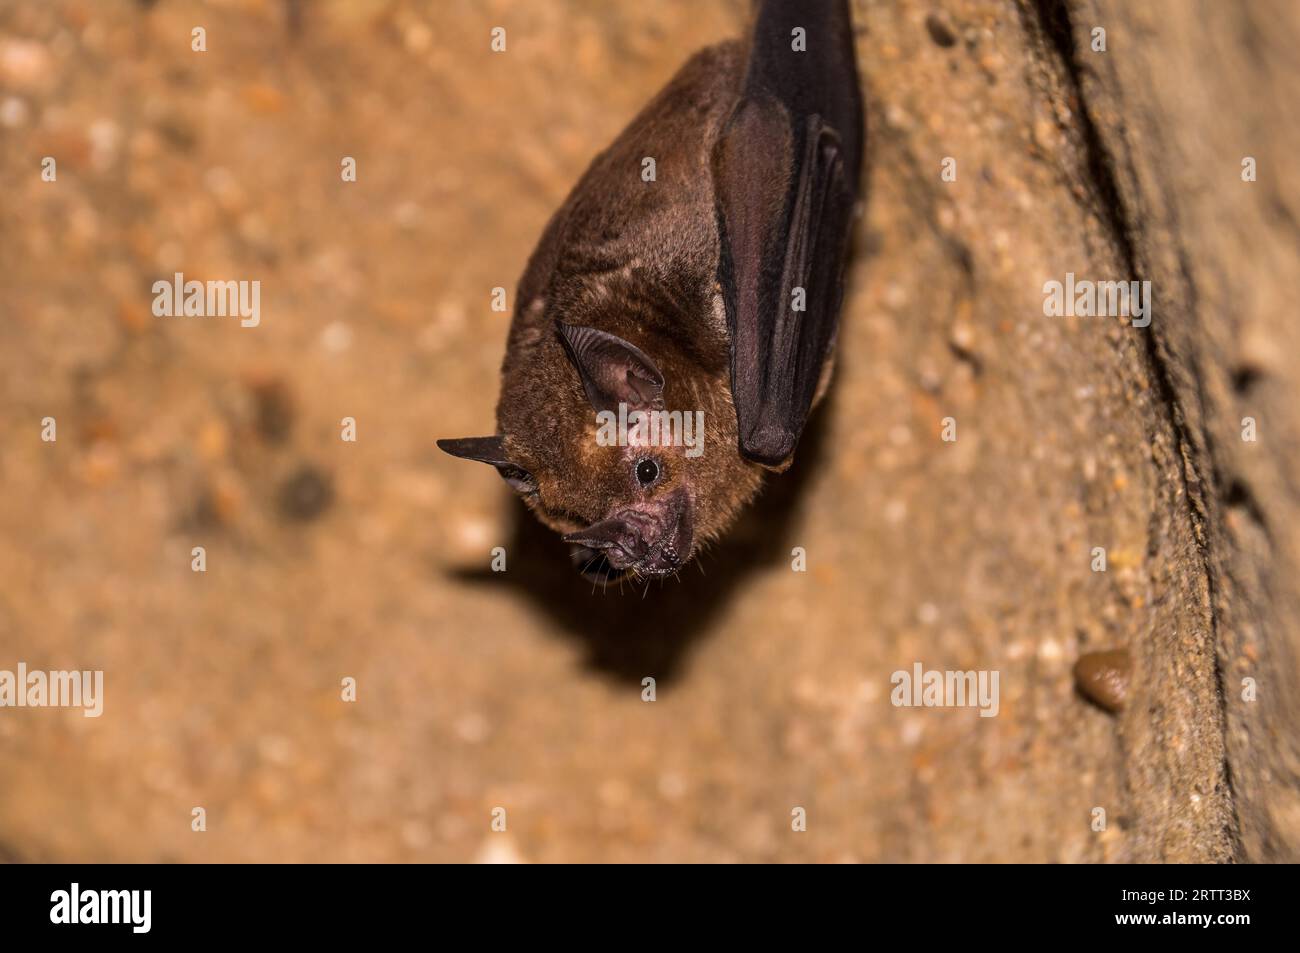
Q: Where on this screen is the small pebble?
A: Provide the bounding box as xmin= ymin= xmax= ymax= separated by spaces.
xmin=1073 ymin=649 xmax=1132 ymax=713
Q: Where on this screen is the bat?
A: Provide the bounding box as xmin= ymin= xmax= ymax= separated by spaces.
xmin=440 ymin=0 xmax=864 ymax=583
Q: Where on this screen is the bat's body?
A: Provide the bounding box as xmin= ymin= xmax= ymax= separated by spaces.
xmin=441 ymin=0 xmax=863 ymax=583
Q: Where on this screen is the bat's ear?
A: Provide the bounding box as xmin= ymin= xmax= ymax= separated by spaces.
xmin=438 ymin=435 xmax=510 ymax=466
xmin=436 ymin=436 xmax=535 ymax=493
xmin=556 ymin=324 xmax=664 ymax=413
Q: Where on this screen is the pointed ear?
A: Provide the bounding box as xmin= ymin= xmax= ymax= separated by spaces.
xmin=556 ymin=324 xmax=664 ymax=413
xmin=437 ymin=436 xmax=535 ymax=493
xmin=437 ymin=435 xmax=510 ymax=466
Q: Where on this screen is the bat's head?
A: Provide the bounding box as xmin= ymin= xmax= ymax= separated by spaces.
xmin=439 ymin=319 xmax=762 ymax=584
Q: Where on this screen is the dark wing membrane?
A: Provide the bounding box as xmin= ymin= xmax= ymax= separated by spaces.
xmin=713 ymin=0 xmax=863 ymax=467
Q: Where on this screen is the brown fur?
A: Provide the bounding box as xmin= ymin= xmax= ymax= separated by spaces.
xmin=496 ymin=41 xmax=768 ymax=557
xmin=443 ymin=0 xmax=864 ymax=579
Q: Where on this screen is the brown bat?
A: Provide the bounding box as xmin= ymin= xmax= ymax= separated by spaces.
xmin=440 ymin=0 xmax=864 ymax=583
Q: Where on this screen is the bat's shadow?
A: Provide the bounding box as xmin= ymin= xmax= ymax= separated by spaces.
xmin=456 ymin=394 xmax=835 ymax=685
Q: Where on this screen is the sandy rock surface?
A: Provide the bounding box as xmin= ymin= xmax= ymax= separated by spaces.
xmin=0 ymin=0 xmax=1296 ymax=862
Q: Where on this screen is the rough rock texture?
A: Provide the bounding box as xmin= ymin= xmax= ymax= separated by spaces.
xmin=1065 ymin=0 xmax=1300 ymax=861
xmin=0 ymin=0 xmax=1295 ymax=862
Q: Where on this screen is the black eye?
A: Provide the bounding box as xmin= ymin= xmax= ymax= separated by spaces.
xmin=635 ymin=458 xmax=659 ymax=486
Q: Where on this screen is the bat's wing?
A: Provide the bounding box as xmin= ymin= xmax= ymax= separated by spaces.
xmin=713 ymin=0 xmax=863 ymax=467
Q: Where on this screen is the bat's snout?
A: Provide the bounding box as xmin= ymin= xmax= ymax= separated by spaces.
xmin=562 ymin=494 xmax=693 ymax=579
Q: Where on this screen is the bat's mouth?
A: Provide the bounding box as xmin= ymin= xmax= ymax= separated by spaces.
xmin=563 ymin=491 xmax=693 ymax=582
xmin=570 ymin=546 xmax=630 ymax=585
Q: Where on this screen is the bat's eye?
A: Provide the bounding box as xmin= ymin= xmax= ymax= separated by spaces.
xmin=635 ymin=458 xmax=660 ymax=487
